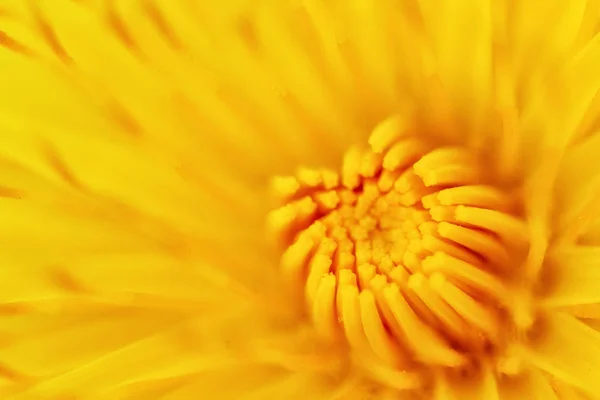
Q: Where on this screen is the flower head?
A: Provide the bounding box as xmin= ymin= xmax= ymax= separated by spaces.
xmin=1 ymin=0 xmax=600 ymax=399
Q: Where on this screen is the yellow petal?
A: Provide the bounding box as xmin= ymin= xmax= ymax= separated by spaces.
xmin=0 ymin=307 xmax=182 ymax=381
xmin=11 ymin=313 xmax=247 ymax=397
xmin=511 ymin=0 xmax=586 ymax=62
xmin=0 ymin=0 xmax=322 ymax=175
xmin=551 ymin=379 xmax=592 ymax=400
xmin=421 ymin=0 xmax=493 ymax=138
xmin=117 ymin=366 xmax=286 ymax=400
xmin=336 ymin=0 xmax=399 ymax=110
xmin=561 ymin=304 xmax=600 ymax=320
xmin=0 ymin=199 xmax=154 ymax=257
xmin=498 ymin=369 xmax=558 ymax=400
xmin=542 ymin=246 xmax=600 ymax=307
xmin=511 ymin=1 xmax=587 ymax=142
xmin=564 ymin=33 xmax=600 ymax=143
xmin=0 ymin=263 xmax=68 ymax=305
xmin=233 ymin=371 xmax=354 ymax=400
xmin=109 ymin=375 xmax=192 ymax=400
xmin=56 ymin=254 xmax=236 ymax=307
xmin=524 ymin=311 xmax=600 ymax=395
xmin=254 ymin=1 xmax=359 ymax=153
xmin=578 ymin=218 xmax=600 ymax=245
xmin=434 ymin=366 xmax=498 ymax=400
xmin=554 ymin=134 xmax=600 ymax=243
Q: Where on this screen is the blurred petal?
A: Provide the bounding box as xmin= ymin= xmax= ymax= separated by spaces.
xmin=524 ymin=312 xmax=600 ymax=396
xmin=498 ymin=370 xmax=558 ymax=400
xmin=434 ymin=366 xmax=498 ymax=400
xmin=542 ymin=246 xmax=600 ymax=307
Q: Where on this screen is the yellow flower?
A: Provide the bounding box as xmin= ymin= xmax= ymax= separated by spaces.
xmin=1 ymin=0 xmax=600 ymax=398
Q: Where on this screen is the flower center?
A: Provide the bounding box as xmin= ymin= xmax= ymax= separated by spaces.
xmin=268 ymin=115 xmax=530 ymax=388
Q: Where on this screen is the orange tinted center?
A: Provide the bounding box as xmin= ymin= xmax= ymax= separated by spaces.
xmin=268 ymin=115 xmax=530 ymax=389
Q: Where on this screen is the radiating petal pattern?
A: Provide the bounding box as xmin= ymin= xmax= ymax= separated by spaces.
xmin=1 ymin=0 xmax=600 ymax=399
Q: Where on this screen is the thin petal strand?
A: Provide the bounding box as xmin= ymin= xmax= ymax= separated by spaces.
xmin=524 ymin=312 xmax=600 ymax=396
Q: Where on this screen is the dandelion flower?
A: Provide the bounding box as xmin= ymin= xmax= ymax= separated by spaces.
xmin=1 ymin=0 xmax=600 ymax=399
